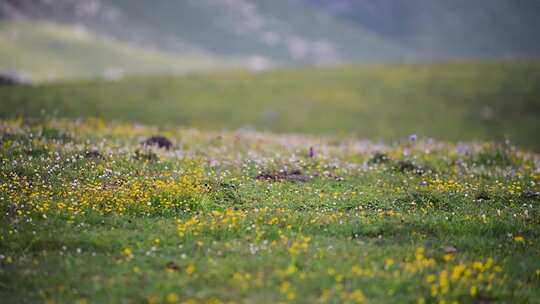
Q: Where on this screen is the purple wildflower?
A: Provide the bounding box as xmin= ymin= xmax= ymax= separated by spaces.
xmin=309 ymin=147 xmax=315 ymax=158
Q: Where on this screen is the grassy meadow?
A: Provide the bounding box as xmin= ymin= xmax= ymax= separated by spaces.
xmin=1 ymin=61 xmax=540 ymax=303
xmin=1 ymin=61 xmax=540 ymax=149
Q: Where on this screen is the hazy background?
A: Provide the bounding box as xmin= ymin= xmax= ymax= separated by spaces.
xmin=1 ymin=0 xmax=540 ymax=149
xmin=2 ymin=0 xmax=540 ymax=80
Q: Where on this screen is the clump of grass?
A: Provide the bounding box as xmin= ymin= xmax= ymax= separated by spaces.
xmin=394 ymin=190 xmax=454 ymax=211
xmin=470 ymin=143 xmax=515 ymax=167
xmin=368 ymin=152 xmax=391 ymax=164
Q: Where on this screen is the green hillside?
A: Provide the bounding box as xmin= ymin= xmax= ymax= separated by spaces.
xmin=99 ymin=0 xmax=399 ymax=61
xmin=1 ymin=61 xmax=539 ymax=149
xmin=0 ymin=0 xmax=404 ymax=64
xmin=312 ymin=0 xmax=540 ymax=59
xmin=3 ymin=0 xmax=540 ymax=64
xmin=0 ymin=20 xmax=234 ymax=81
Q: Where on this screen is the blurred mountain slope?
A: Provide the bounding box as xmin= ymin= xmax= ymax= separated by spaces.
xmin=308 ymin=0 xmax=540 ymax=59
xmin=0 ymin=0 xmax=406 ymax=65
xmin=1 ymin=0 xmax=539 ymax=80
xmin=0 ymin=20 xmax=236 ymax=81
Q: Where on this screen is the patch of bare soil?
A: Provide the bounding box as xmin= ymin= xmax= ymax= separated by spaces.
xmin=256 ymin=169 xmax=311 ymax=182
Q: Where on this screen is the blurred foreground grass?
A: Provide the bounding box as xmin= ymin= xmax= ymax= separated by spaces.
xmin=1 ymin=61 xmax=540 ymax=149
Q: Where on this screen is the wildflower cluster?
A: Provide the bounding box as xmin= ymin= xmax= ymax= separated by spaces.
xmin=421 ymin=258 xmax=504 ymax=302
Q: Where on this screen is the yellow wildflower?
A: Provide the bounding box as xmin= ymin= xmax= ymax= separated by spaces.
xmin=166 ymin=292 xmax=178 ymax=303
xmin=186 ymin=264 xmax=195 ymax=275
xmin=514 ymin=235 xmax=525 ymax=242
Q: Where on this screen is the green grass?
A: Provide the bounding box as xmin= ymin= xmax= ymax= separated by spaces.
xmin=0 ymin=118 xmax=539 ymax=303
xmin=1 ymin=61 xmax=540 ymax=149
xmin=1 ymin=60 xmax=540 ymax=303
